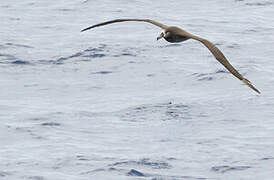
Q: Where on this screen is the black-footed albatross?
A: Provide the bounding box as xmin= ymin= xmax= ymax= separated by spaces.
xmin=81 ymin=19 xmax=260 ymax=94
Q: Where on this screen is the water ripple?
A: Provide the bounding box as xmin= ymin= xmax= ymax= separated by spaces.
xmin=127 ymin=169 xmax=145 ymax=177
xmin=49 ymin=44 xmax=139 ymax=64
xmin=211 ymin=165 xmax=251 ymax=173
xmin=116 ymin=102 xmax=192 ymax=122
xmin=0 ymin=53 xmax=31 ymax=65
xmin=0 ymin=43 xmax=141 ymax=65
xmin=11 ymin=60 xmax=31 ymax=65
xmin=5 ymin=43 xmax=33 ymax=48
xmin=0 ymin=53 xmax=18 ymax=60
xmin=0 ymin=171 xmax=13 ymax=177
xmin=109 ymin=158 xmax=172 ymax=169
xmin=90 ymin=71 xmax=113 ymax=75
xmin=260 ymin=157 xmax=274 ymax=161
xmin=41 ymin=122 xmax=61 ymax=127
xmin=21 ymin=176 xmax=45 ymax=180
xmin=151 ymin=175 xmax=207 ymax=180
xmin=245 ymin=2 xmax=273 ymax=6
xmin=192 ymin=70 xmax=229 ymax=81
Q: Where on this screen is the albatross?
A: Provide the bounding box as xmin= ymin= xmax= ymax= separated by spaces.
xmin=81 ymin=19 xmax=260 ymax=94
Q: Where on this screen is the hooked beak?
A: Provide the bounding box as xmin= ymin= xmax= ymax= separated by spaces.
xmin=157 ymin=32 xmax=164 ymax=40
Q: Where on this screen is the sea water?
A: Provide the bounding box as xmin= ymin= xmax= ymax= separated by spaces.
xmin=1 ymin=0 xmax=274 ymax=179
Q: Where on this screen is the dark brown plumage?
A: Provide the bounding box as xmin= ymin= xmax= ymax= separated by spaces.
xmin=81 ymin=18 xmax=260 ymax=94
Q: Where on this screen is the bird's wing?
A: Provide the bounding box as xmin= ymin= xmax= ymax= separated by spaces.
xmin=81 ymin=19 xmax=168 ymax=32
xmin=187 ymin=34 xmax=260 ymax=94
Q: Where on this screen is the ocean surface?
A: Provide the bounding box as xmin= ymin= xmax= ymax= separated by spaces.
xmin=1 ymin=0 xmax=274 ymax=179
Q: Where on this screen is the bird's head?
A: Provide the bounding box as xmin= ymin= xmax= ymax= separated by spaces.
xmin=157 ymin=30 xmax=171 ymax=41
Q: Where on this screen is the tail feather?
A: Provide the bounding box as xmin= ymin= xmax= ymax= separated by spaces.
xmin=242 ymin=78 xmax=260 ymax=94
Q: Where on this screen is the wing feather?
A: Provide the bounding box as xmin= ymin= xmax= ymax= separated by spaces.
xmin=190 ymin=36 xmax=260 ymax=94
xmin=81 ymin=19 xmax=168 ymax=32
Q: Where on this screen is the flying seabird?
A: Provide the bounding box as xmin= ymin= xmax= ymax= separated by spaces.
xmin=81 ymin=19 xmax=260 ymax=94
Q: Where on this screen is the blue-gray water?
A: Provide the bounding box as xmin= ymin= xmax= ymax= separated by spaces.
xmin=1 ymin=0 xmax=274 ymax=179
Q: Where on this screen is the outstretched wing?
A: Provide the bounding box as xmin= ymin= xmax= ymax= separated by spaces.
xmin=188 ymin=35 xmax=260 ymax=94
xmin=81 ymin=19 xmax=168 ymax=32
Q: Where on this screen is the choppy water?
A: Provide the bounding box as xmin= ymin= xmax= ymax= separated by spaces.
xmin=1 ymin=0 xmax=274 ymax=179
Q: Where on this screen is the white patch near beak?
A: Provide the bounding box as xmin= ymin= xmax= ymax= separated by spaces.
xmin=157 ymin=31 xmax=165 ymax=40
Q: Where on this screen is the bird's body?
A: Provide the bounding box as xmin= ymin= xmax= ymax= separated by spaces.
xmin=161 ymin=26 xmax=190 ymax=43
xmin=81 ymin=18 xmax=260 ymax=94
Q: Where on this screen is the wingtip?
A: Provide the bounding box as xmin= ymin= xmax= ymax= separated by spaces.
xmin=242 ymin=78 xmax=261 ymax=94
xmin=81 ymin=26 xmax=92 ymax=32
